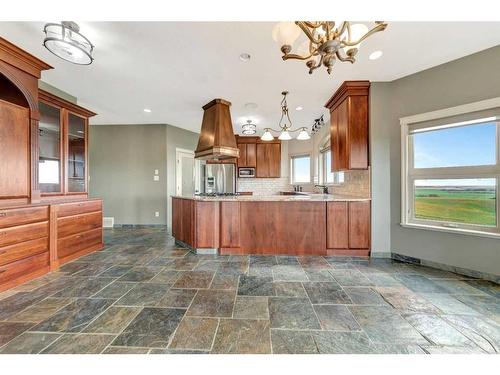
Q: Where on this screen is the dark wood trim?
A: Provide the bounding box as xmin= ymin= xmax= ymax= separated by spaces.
xmin=39 ymin=89 xmax=96 ymax=118
xmin=0 ymin=37 xmax=52 ymax=79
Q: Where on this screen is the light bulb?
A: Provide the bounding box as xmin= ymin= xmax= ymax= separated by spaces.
xmin=296 ymin=129 xmax=310 ymax=140
xmin=344 ymin=23 xmax=368 ymax=54
xmin=278 ymin=131 xmax=292 ymax=141
xmin=261 ymin=130 xmax=274 ymax=141
xmin=272 ymin=22 xmax=300 ymax=47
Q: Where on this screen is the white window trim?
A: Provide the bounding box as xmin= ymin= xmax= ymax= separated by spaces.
xmin=319 ymin=136 xmax=344 ymax=186
xmin=400 ymin=97 xmax=500 ymax=239
xmin=290 ymin=153 xmax=312 ymax=185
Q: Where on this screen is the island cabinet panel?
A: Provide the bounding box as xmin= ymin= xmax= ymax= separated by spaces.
xmin=171 ymin=198 xmax=196 ymax=248
xmin=219 ymin=201 xmax=240 ymax=251
xmin=172 ymin=197 xmax=182 ymax=240
xmin=327 ymin=202 xmax=349 ymax=249
xmin=348 ymin=201 xmax=370 ymax=249
xmin=238 ymin=202 xmax=326 ymax=255
xmin=195 ymin=201 xmax=219 ymax=248
xmin=327 ymin=200 xmax=370 ymax=256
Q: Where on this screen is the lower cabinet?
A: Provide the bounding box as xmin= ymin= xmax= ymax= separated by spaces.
xmin=0 ymin=199 xmax=103 ymax=292
xmin=327 ymin=201 xmax=370 ymax=256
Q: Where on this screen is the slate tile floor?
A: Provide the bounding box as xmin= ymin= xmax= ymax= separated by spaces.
xmin=0 ymin=227 xmax=499 ymax=354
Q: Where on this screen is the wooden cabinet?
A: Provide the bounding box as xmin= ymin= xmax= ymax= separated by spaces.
xmin=236 ymin=136 xmax=280 ymax=177
xmin=38 ymin=90 xmax=96 ymax=196
xmin=256 ymin=143 xmax=281 ymax=178
xmin=327 ymin=200 xmax=370 ymax=256
xmin=237 ymin=143 xmax=256 ymax=168
xmin=325 ymin=81 xmax=369 ymax=171
xmin=0 ymin=38 xmax=103 ymax=292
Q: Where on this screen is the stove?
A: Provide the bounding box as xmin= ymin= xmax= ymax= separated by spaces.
xmin=195 ymin=192 xmax=240 ymax=197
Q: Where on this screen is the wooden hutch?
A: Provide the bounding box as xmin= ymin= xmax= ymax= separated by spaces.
xmin=0 ymin=37 xmax=104 ymax=292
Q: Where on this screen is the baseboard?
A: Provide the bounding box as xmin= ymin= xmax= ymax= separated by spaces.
xmin=391 ymin=252 xmax=500 ymax=283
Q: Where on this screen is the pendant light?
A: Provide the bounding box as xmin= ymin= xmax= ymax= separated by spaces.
xmin=260 ymin=91 xmax=310 ymax=141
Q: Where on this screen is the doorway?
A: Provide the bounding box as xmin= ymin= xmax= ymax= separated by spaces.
xmin=175 ymin=148 xmax=198 ymax=196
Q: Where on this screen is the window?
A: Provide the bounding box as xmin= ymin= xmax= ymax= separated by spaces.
xmin=402 ymin=109 xmax=500 ymax=237
xmin=320 ymin=144 xmax=344 ymax=185
xmin=290 ymin=154 xmax=311 ymax=184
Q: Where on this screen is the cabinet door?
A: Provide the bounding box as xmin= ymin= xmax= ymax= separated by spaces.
xmin=38 ymin=102 xmax=62 ymax=194
xmin=246 ymin=143 xmax=256 ymax=167
xmin=256 ymin=143 xmax=268 ymax=177
xmin=267 ymin=143 xmax=281 ymax=178
xmin=327 ymin=202 xmax=348 ymax=249
xmin=348 ymin=96 xmax=369 ymax=169
xmin=336 ymin=100 xmax=349 ymax=171
xmin=348 ymin=201 xmax=370 ymax=249
xmin=67 ymin=113 xmax=87 ymax=193
xmin=330 ymin=107 xmax=340 ymax=172
xmin=237 ymin=143 xmax=247 ymax=168
xmin=0 ymin=100 xmax=29 ymax=198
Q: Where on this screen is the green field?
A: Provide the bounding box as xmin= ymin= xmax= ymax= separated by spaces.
xmin=415 ymin=187 xmax=496 ymax=226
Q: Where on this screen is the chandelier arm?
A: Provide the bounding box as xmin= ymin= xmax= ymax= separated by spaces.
xmin=336 ymin=21 xmax=347 ymax=36
xmin=309 ymin=54 xmax=324 ymax=74
xmin=288 ymin=127 xmax=307 ymax=133
xmin=301 ymin=21 xmax=323 ymax=29
xmin=296 ymin=22 xmax=322 ymax=44
xmin=336 ymin=50 xmax=355 ymax=64
xmin=282 ymin=51 xmax=317 ymax=61
xmin=265 ymin=127 xmax=288 ymax=133
xmin=342 ymin=22 xmax=388 ymax=47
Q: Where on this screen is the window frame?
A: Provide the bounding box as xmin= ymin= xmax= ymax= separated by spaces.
xmin=290 ymin=153 xmax=312 ymax=185
xmin=319 ymin=138 xmax=344 ymax=186
xmin=401 ymin=97 xmax=500 ymax=239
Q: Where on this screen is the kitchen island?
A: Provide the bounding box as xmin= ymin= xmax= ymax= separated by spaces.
xmin=171 ymin=195 xmax=371 ymax=257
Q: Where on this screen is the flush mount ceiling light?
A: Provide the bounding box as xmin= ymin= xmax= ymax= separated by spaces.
xmin=295 ymin=106 xmax=303 ymax=111
xmin=369 ymin=50 xmax=383 ymax=60
xmin=43 ymin=21 xmax=94 ymax=65
xmin=239 ymin=53 xmax=251 ymax=62
xmin=143 ymin=108 xmax=152 ymax=113
xmin=273 ymin=21 xmax=387 ymax=74
xmin=241 ymin=119 xmax=257 ymax=135
xmin=261 ymin=91 xmax=310 ymax=142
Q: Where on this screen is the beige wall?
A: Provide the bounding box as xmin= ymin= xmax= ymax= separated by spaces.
xmin=371 ymin=45 xmax=500 ymax=276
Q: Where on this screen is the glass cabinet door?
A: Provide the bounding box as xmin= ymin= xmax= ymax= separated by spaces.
xmin=38 ymin=102 xmax=62 ymax=193
xmin=67 ymin=113 xmax=86 ymax=193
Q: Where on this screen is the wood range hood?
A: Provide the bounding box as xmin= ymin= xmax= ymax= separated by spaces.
xmin=195 ymin=98 xmax=239 ymax=160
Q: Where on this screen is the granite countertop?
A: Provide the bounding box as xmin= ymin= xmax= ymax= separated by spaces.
xmin=172 ymin=194 xmax=370 ymax=202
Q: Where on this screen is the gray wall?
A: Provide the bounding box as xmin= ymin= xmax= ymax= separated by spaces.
xmin=89 ymin=124 xmax=198 ymax=228
xmin=371 ymin=45 xmax=500 ymax=276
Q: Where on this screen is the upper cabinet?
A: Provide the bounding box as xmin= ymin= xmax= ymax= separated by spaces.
xmin=236 ymin=136 xmax=280 ymax=178
xmin=38 ymin=90 xmax=95 ymax=196
xmin=325 ymin=81 xmax=369 ymax=171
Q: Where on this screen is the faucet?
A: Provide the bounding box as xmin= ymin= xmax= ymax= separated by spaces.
xmin=315 ymin=185 xmax=329 ymax=194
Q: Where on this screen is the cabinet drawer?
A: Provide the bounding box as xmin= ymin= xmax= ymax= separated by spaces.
xmin=0 ymin=206 xmax=49 ymax=228
xmin=58 ymin=211 xmax=102 ymax=238
xmin=0 ymin=252 xmax=49 ymax=285
xmin=57 ymin=200 xmax=102 ymax=218
xmin=57 ymin=227 xmax=102 ymax=259
xmin=0 ymin=237 xmax=48 ymax=267
xmin=0 ymin=221 xmax=49 ymax=247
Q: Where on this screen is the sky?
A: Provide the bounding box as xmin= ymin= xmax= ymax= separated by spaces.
xmin=413 ymin=122 xmax=497 ymax=187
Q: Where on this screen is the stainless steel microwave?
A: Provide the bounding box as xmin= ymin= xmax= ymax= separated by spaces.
xmin=238 ymin=167 xmax=255 ymax=178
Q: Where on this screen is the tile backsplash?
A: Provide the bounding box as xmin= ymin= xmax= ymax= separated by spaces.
xmin=236 ymin=170 xmax=370 ymax=198
xmin=237 ymin=177 xmax=291 ymax=195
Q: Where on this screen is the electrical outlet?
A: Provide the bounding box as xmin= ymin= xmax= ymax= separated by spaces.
xmin=155 ymin=211 xmax=160 ymax=217
xmin=154 ymin=169 xmax=159 ymax=175
xmin=153 ymin=175 xmax=160 ymax=181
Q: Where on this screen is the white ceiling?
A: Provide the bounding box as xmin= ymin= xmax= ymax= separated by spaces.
xmin=1 ymin=22 xmax=500 ymax=134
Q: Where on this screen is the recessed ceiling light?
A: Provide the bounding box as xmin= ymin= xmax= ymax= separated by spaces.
xmin=295 ymin=106 xmax=303 ymax=111
xmin=244 ymin=102 xmax=258 ymax=110
xmin=143 ymin=108 xmax=152 ymax=113
xmin=369 ymin=50 xmax=383 ymax=60
xmin=239 ymin=53 xmax=251 ymax=62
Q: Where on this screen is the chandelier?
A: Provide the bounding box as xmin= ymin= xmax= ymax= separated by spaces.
xmin=261 ymin=91 xmax=310 ymax=141
xmin=273 ymin=21 xmax=387 ymax=74
xmin=43 ymin=21 xmax=94 ymax=65
xmin=242 ymin=120 xmax=257 ymax=135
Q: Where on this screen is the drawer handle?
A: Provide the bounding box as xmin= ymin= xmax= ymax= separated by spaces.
xmin=0 ymin=213 xmax=6 ymax=217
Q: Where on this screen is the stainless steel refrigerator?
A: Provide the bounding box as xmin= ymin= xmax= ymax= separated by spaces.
xmin=200 ymin=163 xmax=236 ymax=194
